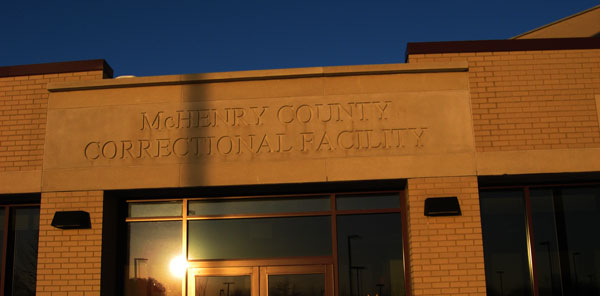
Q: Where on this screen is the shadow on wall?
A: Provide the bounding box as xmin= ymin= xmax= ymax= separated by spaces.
xmin=102 ymin=77 xmax=211 ymax=296
xmin=181 ymin=75 xmax=211 ymax=187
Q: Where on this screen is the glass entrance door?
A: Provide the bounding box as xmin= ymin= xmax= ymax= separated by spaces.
xmin=187 ymin=267 xmax=258 ymax=296
xmin=260 ymin=265 xmax=333 ymax=296
xmin=188 ymin=265 xmax=333 ymax=296
xmin=126 ymin=192 xmax=406 ymax=296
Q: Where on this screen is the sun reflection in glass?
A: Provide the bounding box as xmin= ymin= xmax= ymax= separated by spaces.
xmin=169 ymin=255 xmax=188 ymax=278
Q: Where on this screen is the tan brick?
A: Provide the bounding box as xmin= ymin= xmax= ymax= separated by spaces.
xmin=406 ymin=176 xmax=485 ymax=296
xmin=1 ymin=70 xmax=103 ymax=172
xmin=409 ymin=49 xmax=600 ymax=152
xmin=36 ymin=190 xmax=104 ymax=294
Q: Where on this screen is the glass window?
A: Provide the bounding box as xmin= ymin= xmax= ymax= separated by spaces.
xmin=269 ymin=274 xmax=325 ymax=296
xmin=531 ymin=186 xmax=600 ymax=296
xmin=8 ymin=207 xmax=40 ymax=296
xmin=0 ymin=207 xmax=4 ymax=279
xmin=337 ymin=213 xmax=405 ymax=296
xmin=126 ymin=192 xmax=405 ymax=296
xmin=188 ymin=196 xmax=330 ymax=216
xmin=479 ymin=190 xmax=532 ymax=296
xmin=0 ymin=206 xmax=41 ymax=296
xmin=128 ymin=201 xmax=182 ymax=218
xmin=336 ymin=193 xmax=400 ymax=211
xmin=126 ymin=221 xmax=182 ymax=296
xmin=188 ymin=216 xmax=331 ymax=260
xmin=194 ymin=275 xmax=251 ymax=296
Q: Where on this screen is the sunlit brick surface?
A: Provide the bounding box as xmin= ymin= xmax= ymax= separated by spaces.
xmin=0 ymin=71 xmax=103 ymax=171
xmin=36 ymin=191 xmax=104 ymax=296
xmin=406 ymin=176 xmax=486 ymax=296
xmin=409 ymin=49 xmax=600 ymax=152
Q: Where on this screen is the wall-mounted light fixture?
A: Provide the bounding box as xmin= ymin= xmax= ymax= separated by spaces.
xmin=424 ymin=196 xmax=461 ymax=216
xmin=51 ymin=211 xmax=91 ymax=229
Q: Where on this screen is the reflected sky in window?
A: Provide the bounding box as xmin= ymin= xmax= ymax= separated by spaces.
xmin=337 ymin=213 xmax=404 ymax=296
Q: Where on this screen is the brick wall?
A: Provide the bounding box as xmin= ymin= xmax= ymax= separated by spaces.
xmin=408 ymin=49 xmax=600 ymax=152
xmin=0 ymin=71 xmax=103 ymax=172
xmin=406 ymin=176 xmax=486 ymax=296
xmin=36 ymin=190 xmax=104 ymax=296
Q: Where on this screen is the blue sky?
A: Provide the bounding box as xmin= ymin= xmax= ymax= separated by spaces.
xmin=1 ymin=1 xmax=597 ymax=77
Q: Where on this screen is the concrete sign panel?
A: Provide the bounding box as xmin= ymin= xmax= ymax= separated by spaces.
xmin=43 ymin=63 xmax=476 ymax=190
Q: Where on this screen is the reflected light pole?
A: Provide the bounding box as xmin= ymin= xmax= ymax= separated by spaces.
xmin=587 ymin=274 xmax=596 ymax=295
xmin=540 ymin=241 xmax=554 ymax=293
xmin=133 ymin=257 xmax=148 ymax=279
xmin=224 ymin=281 xmax=235 ymax=296
xmin=376 ymin=283 xmax=384 ymax=296
xmin=352 ymin=266 xmax=366 ymax=296
xmin=347 ymin=235 xmax=361 ymax=296
xmin=573 ymin=252 xmax=581 ymax=296
xmin=496 ymin=271 xmax=504 ymax=296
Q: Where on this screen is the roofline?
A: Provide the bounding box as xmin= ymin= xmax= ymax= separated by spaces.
xmin=47 ymin=62 xmax=468 ymax=92
xmin=0 ymin=59 xmax=113 ymax=78
xmin=511 ymin=5 xmax=600 ymax=39
xmin=405 ymin=37 xmax=600 ymax=61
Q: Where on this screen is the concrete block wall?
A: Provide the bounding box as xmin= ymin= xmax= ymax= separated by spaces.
xmin=0 ymin=71 xmax=104 ymax=172
xmin=36 ymin=190 xmax=104 ymax=296
xmin=406 ymin=176 xmax=486 ymax=296
xmin=408 ymin=49 xmax=600 ymax=152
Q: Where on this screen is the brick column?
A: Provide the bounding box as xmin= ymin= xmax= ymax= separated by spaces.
xmin=36 ymin=191 xmax=103 ymax=296
xmin=406 ymin=176 xmax=486 ymax=296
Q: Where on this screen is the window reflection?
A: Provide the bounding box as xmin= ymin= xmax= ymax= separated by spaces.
xmin=269 ymin=274 xmax=325 ymax=296
xmin=188 ymin=196 xmax=330 ymax=216
xmin=531 ymin=186 xmax=600 ymax=296
xmin=336 ymin=194 xmax=400 ymax=211
xmin=126 ymin=193 xmax=405 ymax=296
xmin=188 ymin=216 xmax=331 ymax=260
xmin=480 ymin=185 xmax=600 ymax=296
xmin=337 ymin=214 xmax=404 ymax=296
xmin=129 ymin=201 xmax=182 ymax=218
xmin=126 ymin=221 xmax=182 ymax=296
xmin=480 ymin=190 xmax=532 ymax=296
xmin=0 ymin=207 xmax=4 ymax=280
xmin=9 ymin=207 xmax=39 ymax=296
xmin=195 ymin=276 xmax=250 ymax=296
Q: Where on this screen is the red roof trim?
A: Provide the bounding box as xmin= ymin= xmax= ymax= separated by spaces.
xmin=0 ymin=59 xmax=113 ymax=78
xmin=406 ymin=38 xmax=600 ymax=60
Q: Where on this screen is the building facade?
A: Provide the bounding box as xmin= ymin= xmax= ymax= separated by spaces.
xmin=0 ymin=6 xmax=599 ymax=296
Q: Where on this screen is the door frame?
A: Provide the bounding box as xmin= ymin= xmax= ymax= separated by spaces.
xmin=187 ymin=266 xmax=259 ymax=296
xmin=187 ymin=263 xmax=334 ymax=296
xmin=260 ymin=265 xmax=334 ymax=296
